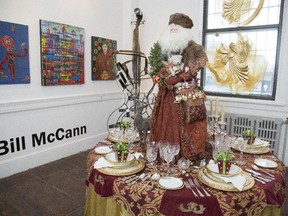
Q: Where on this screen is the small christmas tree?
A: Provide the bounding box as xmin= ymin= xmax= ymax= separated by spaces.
xmin=148 ymin=42 xmax=164 ymax=78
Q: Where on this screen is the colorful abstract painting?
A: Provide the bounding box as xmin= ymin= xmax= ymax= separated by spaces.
xmin=40 ymin=20 xmax=85 ymax=86
xmin=0 ymin=21 xmax=30 ymax=85
xmin=91 ymin=36 xmax=117 ymax=80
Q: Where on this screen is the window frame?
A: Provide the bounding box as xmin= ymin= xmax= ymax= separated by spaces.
xmin=201 ymin=0 xmax=285 ymax=100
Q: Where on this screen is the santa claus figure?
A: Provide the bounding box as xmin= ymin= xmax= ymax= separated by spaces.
xmin=149 ymin=13 xmax=210 ymax=164
xmin=158 ymin=13 xmax=194 ymax=59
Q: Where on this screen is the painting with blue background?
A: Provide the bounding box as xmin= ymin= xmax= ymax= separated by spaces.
xmin=0 ymin=20 xmax=30 ymax=85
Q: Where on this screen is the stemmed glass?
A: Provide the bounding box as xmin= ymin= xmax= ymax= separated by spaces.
xmin=158 ymin=141 xmax=168 ymax=171
xmin=162 ymin=142 xmax=180 ymax=176
xmin=212 ymin=142 xmax=219 ymax=161
xmin=146 ymin=141 xmax=159 ymax=168
xmin=113 ymin=126 xmax=124 ymax=141
xmin=235 ymin=137 xmax=247 ymax=165
xmin=125 ymin=126 xmax=139 ymax=152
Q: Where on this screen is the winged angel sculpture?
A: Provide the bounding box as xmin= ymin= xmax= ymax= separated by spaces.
xmin=207 ymin=32 xmax=267 ymax=94
xmin=222 ymin=0 xmax=264 ymax=26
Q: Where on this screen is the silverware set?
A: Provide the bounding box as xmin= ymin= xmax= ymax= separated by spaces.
xmin=244 ymin=169 xmax=275 ymax=184
xmin=185 ymin=178 xmax=211 ymax=197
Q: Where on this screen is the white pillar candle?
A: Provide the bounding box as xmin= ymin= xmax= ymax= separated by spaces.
xmin=221 ymin=105 xmax=225 ymax=122
xmin=210 ymin=100 xmax=213 ymax=116
xmin=215 ymin=97 xmax=219 ymax=116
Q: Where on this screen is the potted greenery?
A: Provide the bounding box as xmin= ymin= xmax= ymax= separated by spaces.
xmin=242 ymin=129 xmax=256 ymax=145
xmin=115 ymin=141 xmax=129 ymax=162
xmin=119 ymin=121 xmax=131 ymax=134
xmin=215 ymin=151 xmax=233 ymax=175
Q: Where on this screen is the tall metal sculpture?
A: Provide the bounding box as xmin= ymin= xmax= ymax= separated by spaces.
xmin=107 ymin=8 xmax=156 ymax=144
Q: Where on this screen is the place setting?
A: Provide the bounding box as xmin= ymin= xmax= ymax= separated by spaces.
xmin=93 ymin=138 xmax=145 ymax=176
xmin=231 ymin=130 xmax=272 ymax=155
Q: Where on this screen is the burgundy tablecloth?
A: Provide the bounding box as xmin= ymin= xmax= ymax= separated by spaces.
xmin=86 ymin=142 xmax=286 ymax=216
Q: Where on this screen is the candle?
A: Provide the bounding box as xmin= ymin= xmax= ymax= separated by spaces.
xmin=215 ymin=97 xmax=219 ymax=116
xmin=221 ymin=105 xmax=225 ymax=122
xmin=210 ymin=100 xmax=213 ymax=116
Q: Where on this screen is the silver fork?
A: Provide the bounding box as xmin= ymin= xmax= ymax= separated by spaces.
xmin=184 ymin=181 xmax=198 ymax=197
xmin=188 ymin=179 xmax=204 ymax=197
xmin=193 ymin=178 xmax=211 ymax=197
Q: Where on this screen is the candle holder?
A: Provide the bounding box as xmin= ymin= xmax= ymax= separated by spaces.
xmin=208 ymin=115 xmax=231 ymax=159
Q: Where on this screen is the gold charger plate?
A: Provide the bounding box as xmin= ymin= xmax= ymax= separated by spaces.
xmin=96 ymin=159 xmax=145 ymax=176
xmin=232 ymin=145 xmax=271 ymax=155
xmin=197 ymin=168 xmax=255 ymax=192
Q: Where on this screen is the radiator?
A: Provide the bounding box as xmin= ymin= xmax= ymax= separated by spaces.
xmin=223 ymin=113 xmax=284 ymax=154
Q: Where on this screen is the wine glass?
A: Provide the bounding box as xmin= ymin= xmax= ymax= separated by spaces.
xmin=146 ymin=141 xmax=159 ymax=168
xmin=163 ymin=142 xmax=179 ymax=176
xmin=212 ymin=142 xmax=219 ymax=161
xmin=235 ymin=137 xmax=247 ymax=165
xmin=113 ymin=126 xmax=124 ymax=141
xmin=125 ymin=126 xmax=136 ymax=147
xmin=125 ymin=126 xmax=138 ymax=152
xmin=158 ymin=141 xmax=168 ymax=171
xmin=169 ymin=143 xmax=180 ymax=174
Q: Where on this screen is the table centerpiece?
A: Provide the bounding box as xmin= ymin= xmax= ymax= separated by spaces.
xmin=215 ymin=150 xmax=233 ymax=174
xmin=242 ymin=129 xmax=256 ymax=145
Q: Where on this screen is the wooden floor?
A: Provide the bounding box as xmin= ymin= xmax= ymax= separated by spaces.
xmin=0 ymin=150 xmax=90 ymax=216
xmin=0 ymin=149 xmax=287 ymax=216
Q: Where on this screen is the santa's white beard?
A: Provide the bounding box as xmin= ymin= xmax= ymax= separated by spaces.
xmin=158 ymin=24 xmax=193 ymax=57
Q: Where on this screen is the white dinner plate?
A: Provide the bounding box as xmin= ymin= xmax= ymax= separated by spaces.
xmin=158 ymin=177 xmax=184 ymax=190
xmin=104 ymin=152 xmax=135 ymax=165
xmin=254 ymin=158 xmax=278 ymax=168
xmin=206 ymin=163 xmax=242 ymax=177
xmin=95 ymin=146 xmax=112 ymax=155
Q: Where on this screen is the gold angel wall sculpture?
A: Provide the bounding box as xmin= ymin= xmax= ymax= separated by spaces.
xmin=207 ymin=32 xmax=268 ymax=94
xmin=222 ymin=0 xmax=264 ymax=26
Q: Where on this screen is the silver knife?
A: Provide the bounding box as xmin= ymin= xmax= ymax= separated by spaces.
xmin=245 ymin=169 xmax=275 ymax=180
xmin=245 ymin=169 xmax=271 ymax=182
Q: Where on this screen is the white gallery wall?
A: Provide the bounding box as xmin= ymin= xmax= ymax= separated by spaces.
xmin=0 ymin=0 xmax=134 ymax=178
xmin=0 ymin=0 xmax=288 ymax=178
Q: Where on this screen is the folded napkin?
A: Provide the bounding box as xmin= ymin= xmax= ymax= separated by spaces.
xmin=94 ymin=157 xmax=114 ymax=169
xmin=217 ymin=174 xmax=247 ymax=191
xmin=253 ymin=138 xmax=270 ymax=147
xmin=133 ymin=152 xmax=144 ymax=159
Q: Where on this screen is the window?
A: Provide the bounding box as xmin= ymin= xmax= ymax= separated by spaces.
xmin=201 ymin=0 xmax=284 ymax=100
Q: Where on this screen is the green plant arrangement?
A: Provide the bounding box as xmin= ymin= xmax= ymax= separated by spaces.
xmin=148 ymin=42 xmax=164 ymax=85
xmin=119 ymin=121 xmax=131 ymax=133
xmin=115 ymin=141 xmax=129 ymax=162
xmin=215 ymin=151 xmax=233 ymax=174
xmin=242 ymin=129 xmax=256 ymax=145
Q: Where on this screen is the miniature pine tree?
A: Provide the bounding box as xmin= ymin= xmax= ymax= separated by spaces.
xmin=148 ymin=42 xmax=164 ymax=77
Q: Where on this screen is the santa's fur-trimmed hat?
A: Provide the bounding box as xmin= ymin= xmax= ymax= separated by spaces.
xmin=169 ymin=13 xmax=193 ymax=29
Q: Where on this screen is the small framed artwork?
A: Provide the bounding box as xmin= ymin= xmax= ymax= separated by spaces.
xmin=91 ymin=36 xmax=117 ymax=80
xmin=40 ymin=20 xmax=85 ymax=86
xmin=0 ymin=20 xmax=30 ymax=85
